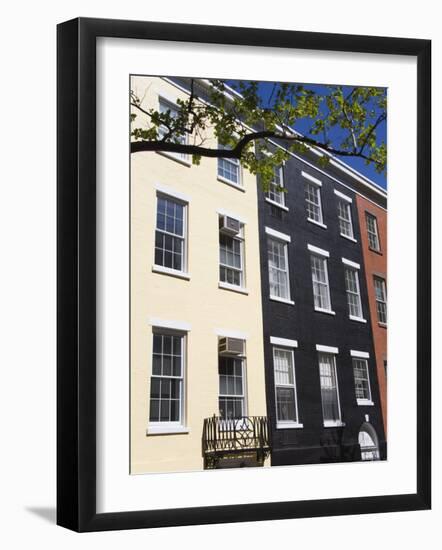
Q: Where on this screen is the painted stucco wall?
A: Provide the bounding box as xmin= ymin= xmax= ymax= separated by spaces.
xmin=130 ymin=76 xmax=268 ymax=473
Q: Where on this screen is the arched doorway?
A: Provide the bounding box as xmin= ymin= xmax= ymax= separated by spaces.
xmin=359 ymin=423 xmax=380 ymax=461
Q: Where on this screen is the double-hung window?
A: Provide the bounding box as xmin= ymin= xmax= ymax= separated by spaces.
xmin=149 ymin=331 xmax=184 ymax=426
xmin=366 ymin=212 xmax=381 ymax=251
xmin=352 ymin=357 xmax=372 ymax=405
xmin=217 ymin=142 xmax=241 ymax=187
xmin=374 ymin=276 xmax=387 ymax=324
xmin=318 ymin=352 xmax=342 ymax=425
xmin=309 ymin=247 xmax=332 ymax=313
xmin=337 ymin=199 xmax=354 ymax=239
xmin=158 ymin=97 xmax=188 ymax=162
xmin=344 ymin=265 xmax=363 ymax=320
xmin=304 ymin=173 xmax=324 ymax=224
xmin=266 ymin=166 xmax=285 ymax=206
xmin=267 ymin=236 xmax=291 ymax=302
xmin=218 ymin=356 xmax=245 ymax=419
xmin=154 ymin=194 xmax=187 ymax=273
xmin=273 ymin=347 xmax=299 ymax=426
xmin=219 ymin=217 xmax=244 ymax=288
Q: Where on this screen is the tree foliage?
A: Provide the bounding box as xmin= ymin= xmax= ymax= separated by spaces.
xmin=130 ymin=79 xmax=386 ymax=189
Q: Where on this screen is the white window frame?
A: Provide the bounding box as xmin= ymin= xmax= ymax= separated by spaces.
xmin=265 ymin=165 xmax=288 ymax=210
xmin=267 ymin=234 xmax=294 ymax=305
xmin=352 ymin=356 xmax=374 ymax=406
xmin=147 ymin=329 xmax=189 ymax=435
xmin=374 ymin=276 xmax=387 ymax=325
xmin=342 ymin=259 xmax=365 ymax=322
xmin=273 ymin=346 xmax=303 ymax=429
xmin=157 ymin=96 xmax=190 ymax=166
xmin=217 ymin=141 xmax=243 ymax=189
xmin=310 ymin=252 xmax=334 ymax=314
xmin=303 ymin=172 xmax=326 ymax=228
xmin=318 ymin=351 xmax=344 ymax=427
xmin=337 ymin=197 xmax=355 ymax=240
xmin=366 ymin=212 xmax=381 ymax=252
xmin=218 ymin=353 xmax=248 ymax=425
xmin=218 ymin=217 xmax=245 ymax=291
xmin=153 ymin=192 xmax=189 ymax=278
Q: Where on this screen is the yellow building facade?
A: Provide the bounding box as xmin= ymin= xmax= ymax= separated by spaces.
xmin=130 ymin=76 xmax=269 ymax=474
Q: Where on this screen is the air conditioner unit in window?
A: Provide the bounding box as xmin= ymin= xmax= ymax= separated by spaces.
xmin=218 ymin=337 xmax=245 ymax=356
xmin=219 ymin=215 xmax=240 ymax=236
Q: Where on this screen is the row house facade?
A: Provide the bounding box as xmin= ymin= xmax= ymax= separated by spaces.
xmin=130 ymin=76 xmax=387 ymax=474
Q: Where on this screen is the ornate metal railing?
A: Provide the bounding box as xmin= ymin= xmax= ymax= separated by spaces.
xmin=202 ymin=415 xmax=271 ymax=468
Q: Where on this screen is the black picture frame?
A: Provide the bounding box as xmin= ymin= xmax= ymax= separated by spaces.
xmin=57 ymin=17 xmax=431 ymax=532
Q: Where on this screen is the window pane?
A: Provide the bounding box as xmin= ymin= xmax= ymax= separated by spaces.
xmin=267 ymin=238 xmax=290 ymax=299
xmin=319 ymin=353 xmax=340 ymax=422
xmin=217 ymin=143 xmax=240 ymax=184
xmin=338 ymin=200 xmax=353 ymax=238
xmin=149 ymin=332 xmax=184 ymax=424
xmin=345 ymin=268 xmax=362 ymax=318
xmin=155 ymin=196 xmax=185 ymax=271
xmin=353 ymin=358 xmax=371 ymax=400
xmin=276 ymin=387 xmax=296 ymax=421
xmin=305 ymin=182 xmax=322 ymax=223
xmin=219 ymin=356 xmax=245 ymax=419
xmin=311 ymin=255 xmax=331 ymax=310
xmin=219 ymin=227 xmax=243 ymax=287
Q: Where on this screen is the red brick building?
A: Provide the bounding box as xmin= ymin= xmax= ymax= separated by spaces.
xmin=355 ymin=195 xmax=387 ymax=435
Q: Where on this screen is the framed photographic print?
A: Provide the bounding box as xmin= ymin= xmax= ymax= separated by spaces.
xmin=57 ymin=17 xmax=431 ymax=531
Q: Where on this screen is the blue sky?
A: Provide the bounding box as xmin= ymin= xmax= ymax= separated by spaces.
xmin=227 ymin=80 xmax=387 ymax=190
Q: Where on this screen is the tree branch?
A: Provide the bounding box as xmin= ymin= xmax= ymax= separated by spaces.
xmin=131 ymin=129 xmax=384 ymax=166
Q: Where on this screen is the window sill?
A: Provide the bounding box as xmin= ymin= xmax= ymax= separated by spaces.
xmin=218 ymin=282 xmax=249 ymax=295
xmin=146 ymin=425 xmax=190 ymax=435
xmin=276 ymin=422 xmax=304 ymax=430
xmin=265 ymin=198 xmax=289 ymax=211
xmin=368 ymin=246 xmax=383 ymax=255
xmin=378 ymin=322 xmax=388 ymax=329
xmin=323 ymin=421 xmax=345 ymax=428
xmin=307 ymin=218 xmax=327 ymax=229
xmin=357 ymin=399 xmax=374 ymax=406
xmin=315 ymin=307 xmax=336 ymax=316
xmin=152 ymin=265 xmax=191 ymax=280
xmin=217 ymin=175 xmax=245 ymax=192
xmin=156 ymin=150 xmax=192 ymax=167
xmin=349 ymin=315 xmax=367 ymax=323
xmin=270 ymin=295 xmax=295 ymax=306
xmin=340 ymin=233 xmax=357 ymax=243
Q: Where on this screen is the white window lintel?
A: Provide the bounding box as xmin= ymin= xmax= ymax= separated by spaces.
xmin=351 ymin=350 xmax=370 ymax=359
xmin=308 ymin=244 xmax=329 ymax=257
xmin=316 ymin=344 xmax=339 ymax=354
xmin=334 ymin=189 xmax=353 ymax=203
xmin=265 ymin=226 xmax=291 ymax=243
xmin=215 ymin=328 xmax=248 ymax=340
xmin=149 ymin=318 xmax=191 ymax=332
xmin=302 ymin=171 xmax=322 ymax=186
xmin=155 ymin=183 xmax=190 ymax=203
xmin=270 ymin=336 xmax=298 ymax=348
xmin=342 ymin=257 xmax=361 ymax=269
xmin=217 ymin=208 xmax=247 ymax=225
